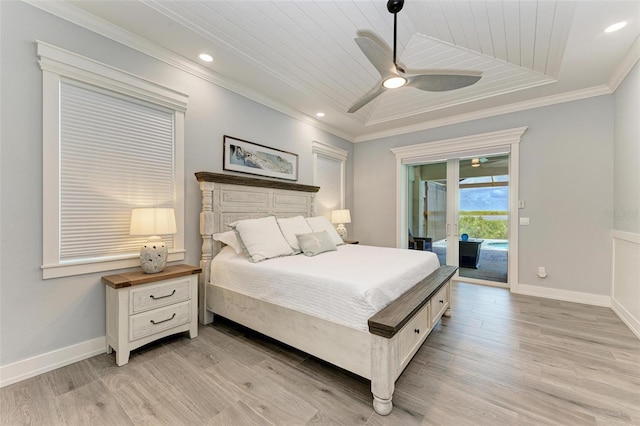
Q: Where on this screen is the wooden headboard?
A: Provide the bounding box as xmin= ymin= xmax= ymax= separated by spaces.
xmin=195 ymin=172 xmax=320 ymax=323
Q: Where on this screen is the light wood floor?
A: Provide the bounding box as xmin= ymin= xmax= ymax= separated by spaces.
xmin=2 ymin=282 xmax=639 ymax=425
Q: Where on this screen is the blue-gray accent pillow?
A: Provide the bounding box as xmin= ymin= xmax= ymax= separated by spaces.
xmin=296 ymin=231 xmax=338 ymax=257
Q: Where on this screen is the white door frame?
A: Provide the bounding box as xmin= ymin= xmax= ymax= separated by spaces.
xmin=391 ymin=127 xmax=527 ymax=289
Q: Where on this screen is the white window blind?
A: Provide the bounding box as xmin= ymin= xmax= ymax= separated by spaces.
xmin=59 ymin=82 xmax=175 ymax=261
xmin=315 ymin=154 xmax=343 ymax=218
xmin=312 ymin=142 xmax=348 ymax=219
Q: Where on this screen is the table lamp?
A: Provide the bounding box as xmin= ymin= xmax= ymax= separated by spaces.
xmin=129 ymin=207 xmax=177 ymax=273
xmin=331 ymin=209 xmax=351 ymax=240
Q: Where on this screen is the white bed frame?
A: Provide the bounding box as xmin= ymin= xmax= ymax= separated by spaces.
xmin=196 ymin=172 xmax=456 ymax=415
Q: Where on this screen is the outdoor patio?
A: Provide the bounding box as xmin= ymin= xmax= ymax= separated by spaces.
xmin=432 ymin=240 xmax=508 ymax=283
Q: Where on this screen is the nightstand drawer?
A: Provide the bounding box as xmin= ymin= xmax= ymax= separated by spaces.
xmin=129 ymin=300 xmax=191 ymax=341
xmin=130 ymin=278 xmax=191 ymax=314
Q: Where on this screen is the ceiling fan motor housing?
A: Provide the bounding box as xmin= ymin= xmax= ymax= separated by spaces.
xmin=387 ymin=0 xmax=404 ymax=14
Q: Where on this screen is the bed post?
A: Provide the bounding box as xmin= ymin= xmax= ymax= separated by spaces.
xmin=370 ymin=334 xmax=396 ymax=415
xmin=199 ymin=180 xmax=215 ymax=325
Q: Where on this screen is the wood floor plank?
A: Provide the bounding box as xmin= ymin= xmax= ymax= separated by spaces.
xmin=141 ymin=351 xmax=238 ymax=419
xmin=255 ymin=356 xmax=372 ymax=425
xmin=205 ymin=358 xmax=320 ymax=425
xmin=207 ymin=401 xmax=273 ymax=426
xmin=41 ymin=358 xmax=98 ymax=397
xmin=2 ymin=281 xmax=638 ymax=426
xmin=0 ymin=375 xmax=61 ymax=426
xmin=54 ymin=380 xmax=133 ymax=425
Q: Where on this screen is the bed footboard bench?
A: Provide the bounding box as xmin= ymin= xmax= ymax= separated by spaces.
xmin=368 ymin=265 xmax=457 ymax=415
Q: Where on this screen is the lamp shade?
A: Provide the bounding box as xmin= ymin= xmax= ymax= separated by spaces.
xmin=331 ymin=209 xmax=351 ymax=224
xmin=129 ymin=208 xmax=177 ymax=236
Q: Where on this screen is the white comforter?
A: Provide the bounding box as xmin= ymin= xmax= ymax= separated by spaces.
xmin=209 ymin=244 xmax=440 ymax=331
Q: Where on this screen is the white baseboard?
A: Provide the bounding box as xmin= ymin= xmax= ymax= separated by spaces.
xmin=511 ymin=283 xmax=611 ymax=307
xmin=611 ymin=298 xmax=640 ymax=339
xmin=0 ymin=337 xmax=105 ymax=388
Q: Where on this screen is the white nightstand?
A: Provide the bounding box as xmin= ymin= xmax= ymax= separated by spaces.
xmin=102 ymin=264 xmax=201 ymax=366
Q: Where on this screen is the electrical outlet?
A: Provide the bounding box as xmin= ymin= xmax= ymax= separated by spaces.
xmin=538 ymin=267 xmax=547 ymax=278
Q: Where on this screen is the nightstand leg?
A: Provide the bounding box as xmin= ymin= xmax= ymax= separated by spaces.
xmin=106 ymin=344 xmax=113 ymax=354
xmin=116 ymin=350 xmax=130 ymax=366
xmin=189 ymin=324 xmax=198 ymax=339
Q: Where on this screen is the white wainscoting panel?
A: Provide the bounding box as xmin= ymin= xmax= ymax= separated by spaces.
xmin=611 ymin=230 xmax=640 ymax=338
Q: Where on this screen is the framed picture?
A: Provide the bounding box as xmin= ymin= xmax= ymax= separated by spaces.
xmin=223 ymin=135 xmax=298 ymax=181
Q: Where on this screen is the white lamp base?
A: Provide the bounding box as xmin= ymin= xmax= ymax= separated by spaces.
xmin=336 ymin=224 xmax=347 ymax=240
xmin=140 ymin=236 xmax=168 ymax=274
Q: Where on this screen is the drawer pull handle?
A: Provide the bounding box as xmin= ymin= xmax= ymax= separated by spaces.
xmin=439 ymin=299 xmax=444 ymax=304
xmin=414 ymin=328 xmax=420 ymax=334
xmin=150 ymin=290 xmax=176 ymax=300
xmin=150 ymin=313 xmax=176 ymax=325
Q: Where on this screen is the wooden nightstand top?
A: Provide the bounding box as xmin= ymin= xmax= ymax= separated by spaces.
xmin=344 ymin=240 xmax=359 ymax=244
xmin=102 ymin=264 xmax=202 ymax=289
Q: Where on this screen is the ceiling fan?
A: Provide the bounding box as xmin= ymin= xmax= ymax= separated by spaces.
xmin=471 ymin=157 xmax=509 ymax=168
xmin=348 ymin=0 xmax=482 ymax=113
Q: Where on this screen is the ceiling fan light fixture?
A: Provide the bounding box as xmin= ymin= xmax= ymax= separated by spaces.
xmin=471 ymin=158 xmax=481 ymax=167
xmin=382 ymin=76 xmax=407 ymax=89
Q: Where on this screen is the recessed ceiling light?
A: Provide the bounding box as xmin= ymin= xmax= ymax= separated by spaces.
xmin=199 ymin=53 xmax=214 ymax=62
xmin=605 ymin=21 xmax=627 ymax=33
xmin=316 ymin=112 xmax=325 ymax=117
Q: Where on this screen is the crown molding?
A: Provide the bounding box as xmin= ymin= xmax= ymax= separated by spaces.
xmin=23 ymin=0 xmax=354 ymax=143
xmin=353 ymin=85 xmax=612 ymax=143
xmin=608 ymin=35 xmax=640 ymax=91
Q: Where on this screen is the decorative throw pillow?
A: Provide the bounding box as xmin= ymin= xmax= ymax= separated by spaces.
xmin=212 ymin=231 xmax=242 ymax=254
xmin=296 ymin=231 xmax=338 ymax=257
xmin=305 ymin=216 xmax=345 ymax=246
xmin=277 ymin=216 xmax=313 ymax=253
xmin=230 ymin=216 xmax=293 ymax=262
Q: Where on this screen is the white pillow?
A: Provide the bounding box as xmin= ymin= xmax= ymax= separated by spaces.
xmin=230 ymin=216 xmax=293 ymax=262
xmin=212 ymin=231 xmax=242 ymax=254
xmin=305 ymin=216 xmax=344 ymax=246
xmin=277 ymin=216 xmax=313 ymax=253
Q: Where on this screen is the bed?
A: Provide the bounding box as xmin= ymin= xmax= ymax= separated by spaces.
xmin=196 ymin=172 xmax=457 ymax=415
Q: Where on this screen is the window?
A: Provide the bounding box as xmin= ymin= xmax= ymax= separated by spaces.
xmin=39 ymin=42 xmax=188 ymax=278
xmin=312 ymin=141 xmax=348 ymax=219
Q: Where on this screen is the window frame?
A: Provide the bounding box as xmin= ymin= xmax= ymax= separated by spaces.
xmin=38 ymin=41 xmax=188 ymax=279
xmin=312 ymin=141 xmax=349 ymax=218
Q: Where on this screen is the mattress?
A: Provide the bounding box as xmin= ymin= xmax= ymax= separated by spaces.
xmin=209 ymin=244 xmax=440 ymax=331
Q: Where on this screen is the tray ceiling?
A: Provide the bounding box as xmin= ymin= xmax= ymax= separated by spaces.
xmin=33 ymin=0 xmax=640 ymax=142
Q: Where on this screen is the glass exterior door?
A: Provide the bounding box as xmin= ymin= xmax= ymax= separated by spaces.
xmin=408 ymin=154 xmax=510 ymax=285
xmin=458 ymin=155 xmax=509 ymax=283
xmin=407 ymin=161 xmax=457 ymax=268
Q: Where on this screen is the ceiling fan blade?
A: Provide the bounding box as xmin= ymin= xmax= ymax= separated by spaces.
xmin=406 ymin=71 xmax=482 ymax=92
xmin=348 ymin=82 xmax=386 ymax=113
xmin=354 ymin=31 xmax=396 ymax=78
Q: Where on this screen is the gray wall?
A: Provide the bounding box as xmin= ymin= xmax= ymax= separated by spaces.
xmin=353 ymin=96 xmax=615 ymax=296
xmin=613 ymin=61 xmax=640 ymax=234
xmin=0 ymin=2 xmax=353 ymax=366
